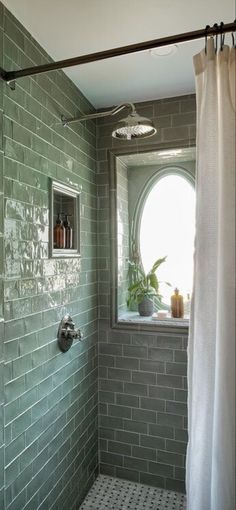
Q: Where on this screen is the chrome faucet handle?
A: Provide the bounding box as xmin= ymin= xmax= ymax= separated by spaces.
xmin=63 ymin=314 xmax=75 ymax=327
xmin=58 ymin=315 xmax=83 ymax=352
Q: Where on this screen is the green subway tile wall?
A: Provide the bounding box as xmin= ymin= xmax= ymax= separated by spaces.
xmin=0 ymin=3 xmax=98 ymax=509
xmin=97 ymin=95 xmax=196 ymax=493
xmin=0 ymin=1 xmax=197 ymax=506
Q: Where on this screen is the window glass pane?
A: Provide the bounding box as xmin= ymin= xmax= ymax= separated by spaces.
xmin=140 ymin=174 xmax=195 ymax=306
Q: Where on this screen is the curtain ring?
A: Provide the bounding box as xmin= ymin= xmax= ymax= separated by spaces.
xmin=205 ymin=25 xmax=210 ymax=54
xmin=220 ymin=21 xmax=225 ymax=50
xmin=214 ymin=23 xmax=218 ymax=53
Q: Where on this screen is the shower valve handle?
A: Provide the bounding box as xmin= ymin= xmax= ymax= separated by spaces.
xmin=58 ymin=314 xmax=83 ymax=352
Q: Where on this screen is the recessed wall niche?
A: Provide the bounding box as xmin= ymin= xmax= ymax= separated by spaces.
xmin=50 ymin=180 xmax=81 ymax=258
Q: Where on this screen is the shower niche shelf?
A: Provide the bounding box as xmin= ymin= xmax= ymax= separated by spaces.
xmin=50 ymin=180 xmax=81 ymax=258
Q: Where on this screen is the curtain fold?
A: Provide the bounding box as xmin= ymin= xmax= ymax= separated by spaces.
xmin=186 ymin=39 xmax=235 ymax=510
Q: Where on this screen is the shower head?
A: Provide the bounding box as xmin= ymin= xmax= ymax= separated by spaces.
xmin=112 ymin=110 xmax=156 ymax=140
xmin=61 ymin=102 xmax=156 ymax=140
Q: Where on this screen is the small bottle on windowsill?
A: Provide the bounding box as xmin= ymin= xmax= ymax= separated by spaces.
xmin=171 ymin=288 xmax=184 ymax=318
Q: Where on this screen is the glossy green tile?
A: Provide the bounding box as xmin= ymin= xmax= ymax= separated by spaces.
xmin=100 ymin=451 xmax=123 ymax=467
xmin=1 ymin=3 xmax=99 ymax=506
xmin=140 ymin=472 xmax=165 ymax=489
xmin=166 ymin=362 xmax=187 ymax=376
xmin=149 ymin=460 xmax=174 ymax=477
xmin=116 ymin=393 xmax=139 ymax=408
xmin=108 ymin=404 xmax=131 ymax=419
xmin=166 ymin=439 xmax=187 ymax=454
xmin=0 ymin=445 xmax=4 ymax=489
xmin=166 ymin=401 xmax=187 ymax=416
xmin=108 ymin=440 xmax=131 ymax=456
xmin=166 ymin=477 xmax=185 ymax=493
xmin=132 ymin=371 xmax=156 ymax=385
xmin=132 ymin=445 xmax=156 ymax=462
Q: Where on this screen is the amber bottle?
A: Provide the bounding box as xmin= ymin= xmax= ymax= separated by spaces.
xmin=54 ymin=213 xmax=65 ymax=249
xmin=171 ymin=288 xmax=184 ymax=318
xmin=63 ymin=214 xmax=73 ymax=249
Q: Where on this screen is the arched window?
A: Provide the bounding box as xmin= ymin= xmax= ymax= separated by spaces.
xmin=137 ymin=168 xmax=195 ymax=307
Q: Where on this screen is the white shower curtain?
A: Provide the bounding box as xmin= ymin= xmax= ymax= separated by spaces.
xmin=186 ymin=39 xmax=235 ymax=510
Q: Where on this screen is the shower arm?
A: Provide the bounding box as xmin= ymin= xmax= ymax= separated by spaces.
xmin=61 ymin=102 xmax=136 ymax=126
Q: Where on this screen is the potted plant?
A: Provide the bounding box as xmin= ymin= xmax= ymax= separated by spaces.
xmin=127 ymin=256 xmax=168 ymax=316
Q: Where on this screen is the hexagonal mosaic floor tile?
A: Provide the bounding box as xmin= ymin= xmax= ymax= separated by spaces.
xmin=79 ymin=475 xmax=186 ymax=509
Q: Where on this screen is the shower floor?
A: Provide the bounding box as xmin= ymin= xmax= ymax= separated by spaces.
xmin=79 ymin=475 xmax=186 ymax=510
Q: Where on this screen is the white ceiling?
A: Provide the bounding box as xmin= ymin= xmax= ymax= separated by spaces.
xmin=2 ymin=0 xmax=235 ymax=108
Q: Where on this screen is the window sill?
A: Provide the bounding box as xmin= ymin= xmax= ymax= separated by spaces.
xmin=115 ymin=311 xmax=189 ymax=334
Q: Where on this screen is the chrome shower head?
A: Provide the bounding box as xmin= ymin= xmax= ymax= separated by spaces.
xmin=112 ymin=110 xmax=156 ymax=140
xmin=61 ymin=102 xmax=156 ymax=140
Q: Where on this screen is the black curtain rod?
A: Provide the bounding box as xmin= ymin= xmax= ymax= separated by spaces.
xmin=1 ymin=21 xmax=236 ymax=83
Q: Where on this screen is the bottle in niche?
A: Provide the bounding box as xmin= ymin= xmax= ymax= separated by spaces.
xmin=53 ymin=213 xmax=65 ymax=249
xmin=171 ymin=288 xmax=184 ymax=318
xmin=63 ymin=214 xmax=73 ymax=249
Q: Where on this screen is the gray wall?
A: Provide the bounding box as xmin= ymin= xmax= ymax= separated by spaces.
xmin=0 ymin=4 xmax=98 ymax=509
xmin=97 ymin=95 xmax=196 ymax=493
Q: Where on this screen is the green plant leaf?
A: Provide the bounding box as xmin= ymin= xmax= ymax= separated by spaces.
xmin=127 ymin=255 xmax=170 ymax=309
xmin=128 ymin=280 xmax=143 ymax=292
xmin=150 ymin=256 xmax=167 ymax=273
xmin=148 ymin=273 xmax=159 ymax=293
